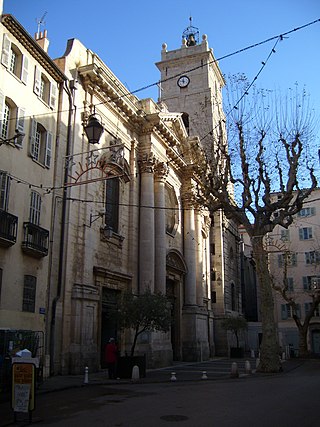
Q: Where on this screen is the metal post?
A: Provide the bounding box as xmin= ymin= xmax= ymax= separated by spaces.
xmin=84 ymin=366 xmax=89 ymax=384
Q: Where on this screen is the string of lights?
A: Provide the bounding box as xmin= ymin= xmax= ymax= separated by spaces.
xmin=4 ymin=18 xmax=319 ymax=126
xmin=200 ymin=37 xmax=281 ymax=142
xmin=3 ymin=18 xmax=319 ymax=198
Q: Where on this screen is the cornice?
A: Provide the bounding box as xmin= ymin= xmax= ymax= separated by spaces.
xmin=1 ymin=14 xmax=67 ymax=82
xmin=78 ymin=63 xmax=139 ymax=121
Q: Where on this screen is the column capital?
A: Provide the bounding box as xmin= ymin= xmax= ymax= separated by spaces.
xmin=154 ymin=161 xmax=169 ymax=182
xmin=138 ymin=152 xmax=156 ymax=173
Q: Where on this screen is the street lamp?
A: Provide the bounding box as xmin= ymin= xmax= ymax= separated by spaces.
xmin=84 ymin=114 xmax=104 ymax=144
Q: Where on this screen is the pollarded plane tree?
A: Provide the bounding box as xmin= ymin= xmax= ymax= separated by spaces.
xmin=196 ymin=77 xmax=318 ymax=372
xmin=269 ymin=236 xmax=320 ymax=358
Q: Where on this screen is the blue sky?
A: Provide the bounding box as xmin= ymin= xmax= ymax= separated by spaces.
xmin=3 ymin=0 xmax=320 ymax=134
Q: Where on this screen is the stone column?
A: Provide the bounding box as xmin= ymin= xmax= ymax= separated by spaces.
xmin=139 ymin=154 xmax=155 ymax=293
xmin=183 ymin=197 xmax=197 ymax=306
xmin=154 ymin=162 xmax=169 ymax=294
xmin=194 ymin=207 xmax=204 ymax=306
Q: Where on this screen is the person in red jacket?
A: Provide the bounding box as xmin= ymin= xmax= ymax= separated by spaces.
xmin=104 ymin=338 xmax=118 ymax=379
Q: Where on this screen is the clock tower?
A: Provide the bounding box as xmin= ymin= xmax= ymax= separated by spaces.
xmin=155 ymin=19 xmax=225 ymax=151
xmin=156 ymin=21 xmax=242 ymax=357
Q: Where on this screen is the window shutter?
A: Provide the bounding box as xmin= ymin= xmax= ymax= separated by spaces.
xmin=305 ymin=303 xmax=311 ymax=317
xmin=15 ymin=107 xmax=26 ymax=148
xmin=0 ymin=90 xmax=4 ymax=137
xmin=311 ymin=207 xmax=316 ymax=215
xmin=1 ymin=34 xmax=11 ymax=68
xmin=299 ymin=229 xmax=303 ymax=240
xmin=21 ymin=55 xmax=29 ymax=84
xmin=0 ymin=171 xmax=10 ymax=211
xmin=49 ymin=82 xmax=57 ymax=109
xmin=292 ymin=253 xmax=297 ymax=266
xmin=30 ymin=191 xmax=41 ymax=225
xmin=303 ymin=277 xmax=308 ymax=290
xmin=45 ymin=131 xmax=52 ymax=168
xmin=34 ymin=66 xmax=41 ymax=95
xmin=29 ymin=118 xmax=37 ymax=157
xmin=287 ymin=277 xmax=294 ymax=291
xmin=281 ymin=304 xmax=288 ymax=320
xmin=296 ymin=304 xmax=301 ymax=319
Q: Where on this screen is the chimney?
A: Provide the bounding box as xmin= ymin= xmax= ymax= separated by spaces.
xmin=34 ymin=29 xmax=50 ymax=53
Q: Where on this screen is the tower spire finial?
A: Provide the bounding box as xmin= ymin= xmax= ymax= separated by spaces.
xmin=182 ymin=16 xmax=199 ymax=46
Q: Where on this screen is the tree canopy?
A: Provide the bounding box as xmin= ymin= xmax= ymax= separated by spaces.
xmin=196 ymin=77 xmax=318 ymax=372
xmin=116 ymin=289 xmax=171 ymax=357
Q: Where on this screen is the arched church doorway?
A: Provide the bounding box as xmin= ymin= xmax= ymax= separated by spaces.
xmin=100 ymin=287 xmax=120 ymax=368
xmin=166 ymin=250 xmax=187 ymax=361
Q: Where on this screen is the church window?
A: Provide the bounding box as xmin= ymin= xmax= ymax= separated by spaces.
xmin=105 ymin=177 xmax=119 ymax=233
xmin=182 ymin=112 xmax=189 ymax=135
xmin=165 ymin=185 xmax=179 ymax=236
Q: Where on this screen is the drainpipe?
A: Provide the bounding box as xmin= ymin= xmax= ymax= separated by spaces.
xmin=50 ymin=80 xmax=75 ymax=375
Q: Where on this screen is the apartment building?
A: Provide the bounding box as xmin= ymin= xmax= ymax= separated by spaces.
xmin=268 ymin=190 xmax=320 ymax=356
xmin=0 ymin=13 xmax=66 ymax=372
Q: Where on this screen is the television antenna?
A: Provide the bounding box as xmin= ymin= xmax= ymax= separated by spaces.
xmin=36 ymin=11 xmax=47 ymax=34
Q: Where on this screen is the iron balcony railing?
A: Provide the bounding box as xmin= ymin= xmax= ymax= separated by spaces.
xmin=0 ymin=209 xmax=18 ymax=246
xmin=21 ymin=222 xmax=49 ymax=257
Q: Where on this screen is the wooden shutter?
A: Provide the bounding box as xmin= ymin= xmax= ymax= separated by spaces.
xmin=1 ymin=34 xmax=11 ymax=68
xmin=15 ymin=107 xmax=26 ymax=148
xmin=281 ymin=304 xmax=288 ymax=320
xmin=49 ymin=82 xmax=57 ymax=109
xmin=21 ymin=55 xmax=29 ymax=84
xmin=45 ymin=131 xmax=52 ymax=168
xmin=33 ymin=66 xmax=41 ymax=95
xmin=29 ymin=118 xmax=37 ymax=157
xmin=0 ymin=90 xmax=4 ymax=137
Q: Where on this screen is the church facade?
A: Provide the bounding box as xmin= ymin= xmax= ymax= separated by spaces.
xmin=0 ymin=9 xmax=242 ymax=375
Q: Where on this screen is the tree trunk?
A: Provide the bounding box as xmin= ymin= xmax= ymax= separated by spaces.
xmin=295 ymin=320 xmax=309 ymax=357
xmin=252 ymin=235 xmax=282 ymax=372
xmin=130 ymin=328 xmax=139 ymax=357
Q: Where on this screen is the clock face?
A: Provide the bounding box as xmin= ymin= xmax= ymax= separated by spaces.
xmin=177 ymin=75 xmax=190 ymax=88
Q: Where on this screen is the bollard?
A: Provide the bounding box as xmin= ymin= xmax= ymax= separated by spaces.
xmin=230 ymin=362 xmax=239 ymax=378
xmin=84 ymin=366 xmax=89 ymax=384
xmin=131 ymin=365 xmax=140 ymax=381
xmin=250 ymin=349 xmax=255 ymax=358
xmin=245 ymin=360 xmax=251 ymax=374
xmin=170 ymin=372 xmax=177 ymax=381
xmin=201 ymin=371 xmax=208 ymax=380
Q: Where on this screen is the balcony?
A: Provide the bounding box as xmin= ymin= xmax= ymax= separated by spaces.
xmin=0 ymin=209 xmax=18 ymax=247
xmin=21 ymin=222 xmax=49 ymax=258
